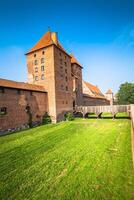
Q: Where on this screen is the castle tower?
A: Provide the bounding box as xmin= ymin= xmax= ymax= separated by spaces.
xmin=26 ymin=30 xmax=73 ymax=122
xmin=105 ymin=89 xmax=114 ymax=106
xmin=70 ymin=54 xmax=83 ymax=107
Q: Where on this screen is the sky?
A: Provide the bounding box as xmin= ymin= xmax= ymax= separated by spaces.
xmin=0 ymin=0 xmax=134 ymax=93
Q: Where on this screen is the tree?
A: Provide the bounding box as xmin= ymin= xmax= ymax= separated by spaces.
xmin=117 ymin=82 xmax=134 ymax=104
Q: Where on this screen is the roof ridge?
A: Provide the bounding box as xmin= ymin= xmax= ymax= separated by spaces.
xmin=0 ymin=78 xmax=46 ymax=92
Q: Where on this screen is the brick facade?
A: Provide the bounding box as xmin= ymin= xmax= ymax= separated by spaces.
xmin=0 ymin=30 xmax=110 ymax=132
xmin=0 ymin=87 xmax=47 ymax=132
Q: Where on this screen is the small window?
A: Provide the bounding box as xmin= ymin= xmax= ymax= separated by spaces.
xmin=65 ymin=76 xmax=68 ymax=81
xmin=41 ymin=66 xmax=44 ymax=71
xmin=35 ymin=67 xmax=38 ymax=72
xmin=0 ymin=87 xmax=4 ymax=93
xmin=35 ymin=76 xmax=38 ymax=81
xmin=17 ymin=90 xmax=21 ymax=94
xmin=61 ymin=85 xmax=64 ymax=90
xmin=42 ymin=51 xmax=45 ymax=55
xmin=65 ymin=56 xmax=66 ymax=59
xmin=65 ymin=62 xmax=67 ymax=66
xmin=41 ymin=58 xmax=45 ymax=63
xmin=30 ymin=91 xmax=33 ymax=96
xmin=60 ymin=66 xmax=63 ymax=69
xmin=0 ymin=107 xmax=7 ymax=115
xmin=34 ymin=54 xmax=36 ymax=57
xmin=60 ymin=59 xmax=62 ymax=64
xmin=34 ymin=60 xmax=38 ymax=65
xmin=41 ymin=74 xmax=45 ymax=80
xmin=59 ymin=52 xmax=62 ymax=56
xmin=66 ymin=86 xmax=68 ymax=91
xmin=65 ymin=69 xmax=67 ymax=73
xmin=66 ymin=101 xmax=68 ymax=104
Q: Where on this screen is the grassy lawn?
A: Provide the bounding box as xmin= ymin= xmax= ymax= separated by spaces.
xmin=0 ymin=118 xmax=134 ymax=200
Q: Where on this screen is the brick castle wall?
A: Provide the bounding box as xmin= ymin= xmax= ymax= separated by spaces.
xmin=83 ymin=96 xmax=110 ymax=106
xmin=0 ymin=88 xmax=47 ymax=132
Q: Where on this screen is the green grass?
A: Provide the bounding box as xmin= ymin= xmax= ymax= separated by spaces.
xmin=0 ymin=118 xmax=134 ymax=200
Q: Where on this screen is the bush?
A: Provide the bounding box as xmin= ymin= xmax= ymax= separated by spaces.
xmin=42 ymin=112 xmax=52 ymax=124
xmin=64 ymin=112 xmax=74 ymax=121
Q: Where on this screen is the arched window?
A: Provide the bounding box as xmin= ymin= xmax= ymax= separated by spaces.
xmin=35 ymin=67 xmax=38 ymax=72
xmin=41 ymin=74 xmax=45 ymax=80
xmin=35 ymin=76 xmax=38 ymax=81
xmin=41 ymin=66 xmax=44 ymax=71
xmin=0 ymin=107 xmax=7 ymax=115
xmin=34 ymin=60 xmax=38 ymax=65
xmin=41 ymin=58 xmax=45 ymax=63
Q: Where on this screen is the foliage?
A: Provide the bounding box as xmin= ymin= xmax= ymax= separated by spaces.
xmin=117 ymin=82 xmax=134 ymax=104
xmin=0 ymin=118 xmax=134 ymax=200
xmin=64 ymin=112 xmax=74 ymax=121
xmin=25 ymin=105 xmax=33 ymax=128
xmin=42 ymin=112 xmax=51 ymax=124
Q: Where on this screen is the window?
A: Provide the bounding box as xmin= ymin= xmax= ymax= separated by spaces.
xmin=60 ymin=66 xmax=63 ymax=69
xmin=17 ymin=90 xmax=21 ymax=94
xmin=41 ymin=74 xmax=45 ymax=80
xmin=34 ymin=54 xmax=36 ymax=57
xmin=0 ymin=107 xmax=7 ymax=115
xmin=66 ymin=86 xmax=68 ymax=91
xmin=65 ymin=62 xmax=67 ymax=66
xmin=65 ymin=56 xmax=66 ymax=59
xmin=35 ymin=76 xmax=38 ymax=81
xmin=41 ymin=58 xmax=44 ymax=63
xmin=65 ymin=76 xmax=68 ymax=81
xmin=34 ymin=60 xmax=38 ymax=65
xmin=30 ymin=91 xmax=33 ymax=96
xmin=60 ymin=59 xmax=62 ymax=64
xmin=65 ymin=69 xmax=67 ymax=73
xmin=66 ymin=101 xmax=68 ymax=104
xmin=42 ymin=51 xmax=45 ymax=55
xmin=61 ymin=85 xmax=64 ymax=90
xmin=0 ymin=87 xmax=4 ymax=93
xmin=35 ymin=67 xmax=38 ymax=72
xmin=41 ymin=66 xmax=44 ymax=71
xmin=59 ymin=52 xmax=62 ymax=56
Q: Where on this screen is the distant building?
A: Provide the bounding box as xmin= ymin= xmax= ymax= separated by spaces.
xmin=0 ymin=30 xmax=109 ymax=132
xmin=105 ymin=89 xmax=114 ymax=105
xmin=83 ymin=81 xmax=109 ymax=106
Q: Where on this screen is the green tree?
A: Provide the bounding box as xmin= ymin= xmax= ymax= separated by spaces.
xmin=117 ymin=82 xmax=134 ymax=104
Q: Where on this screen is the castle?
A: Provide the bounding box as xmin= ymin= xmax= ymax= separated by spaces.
xmin=0 ymin=30 xmax=109 ymax=132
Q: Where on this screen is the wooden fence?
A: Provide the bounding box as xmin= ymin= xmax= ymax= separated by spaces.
xmin=75 ymin=105 xmax=130 ymax=117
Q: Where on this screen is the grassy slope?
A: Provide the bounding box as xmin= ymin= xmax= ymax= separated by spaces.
xmin=0 ymin=118 xmax=134 ymax=200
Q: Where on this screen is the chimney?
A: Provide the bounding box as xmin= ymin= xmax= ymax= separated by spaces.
xmin=51 ymin=32 xmax=58 ymax=45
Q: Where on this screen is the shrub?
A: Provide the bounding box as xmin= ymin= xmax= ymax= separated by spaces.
xmin=42 ymin=112 xmax=52 ymax=124
xmin=64 ymin=112 xmax=74 ymax=121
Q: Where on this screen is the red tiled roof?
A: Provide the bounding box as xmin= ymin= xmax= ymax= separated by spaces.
xmin=83 ymin=93 xmax=106 ymax=99
xmin=70 ymin=54 xmax=82 ymax=68
xmin=0 ymin=78 xmax=46 ymax=93
xmin=84 ymin=81 xmax=105 ymax=99
xmin=26 ymin=31 xmax=70 ymax=57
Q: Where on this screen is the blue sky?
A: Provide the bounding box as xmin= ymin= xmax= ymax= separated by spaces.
xmin=0 ymin=0 xmax=134 ymax=93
